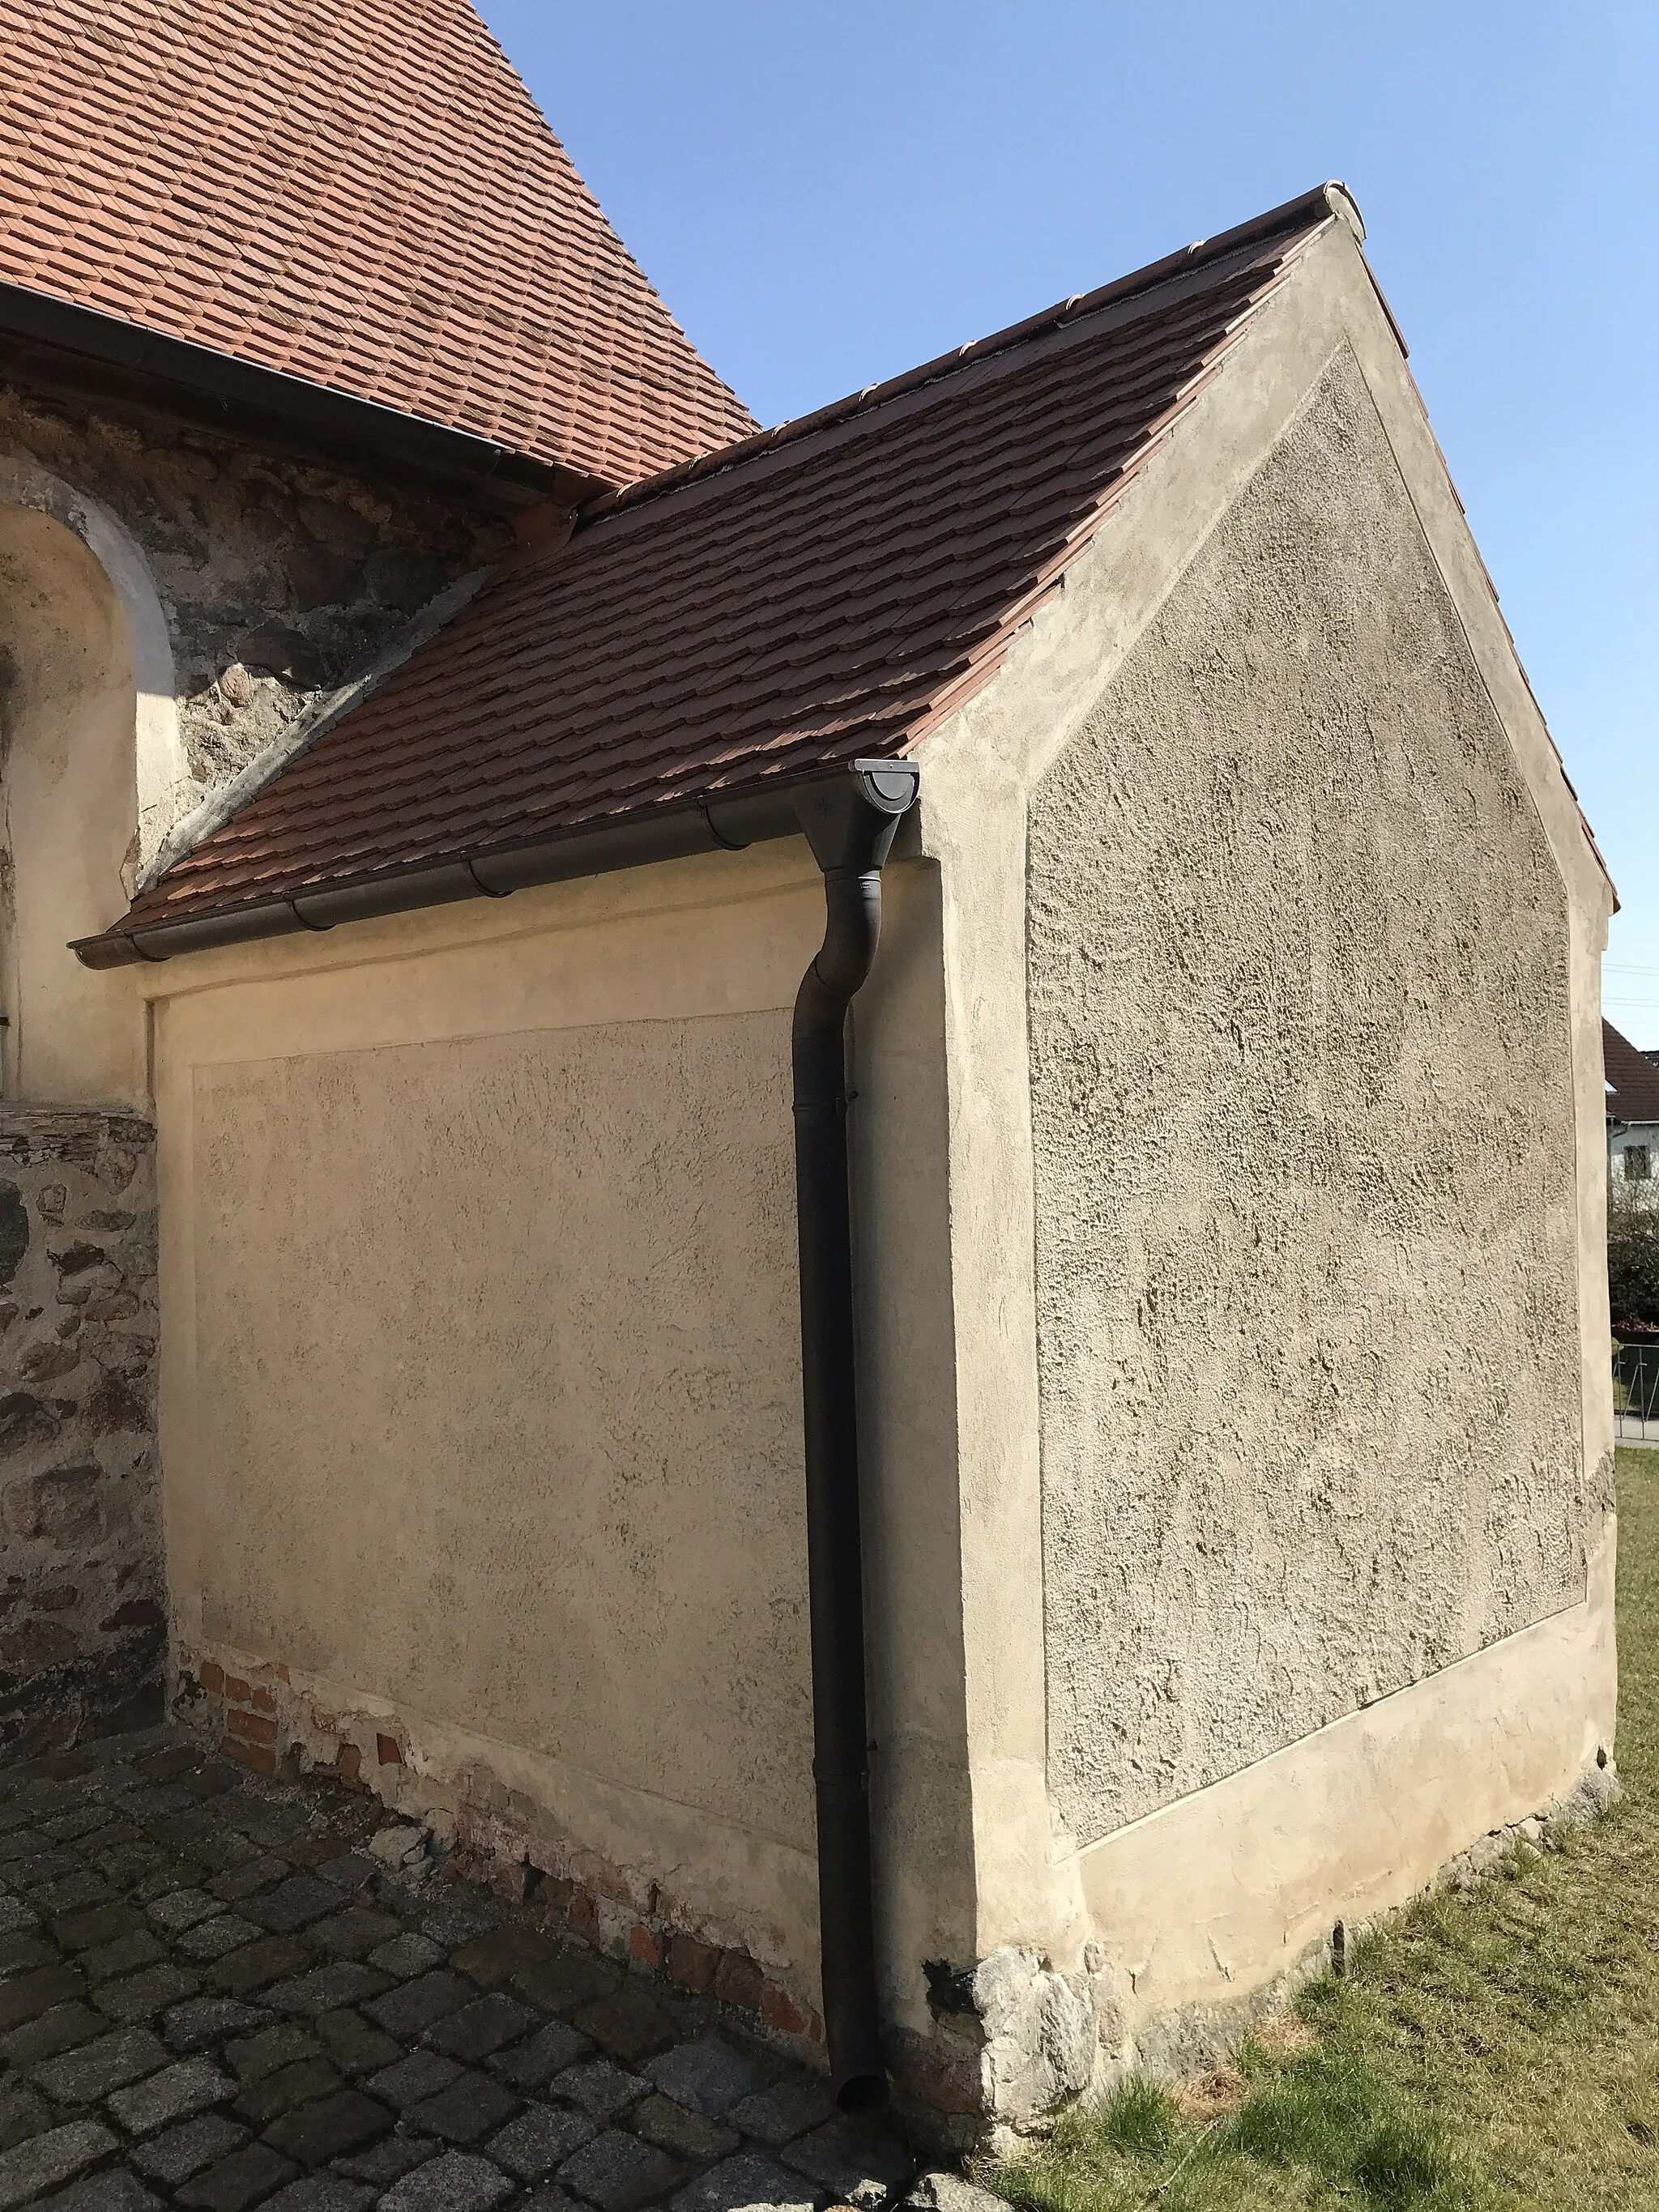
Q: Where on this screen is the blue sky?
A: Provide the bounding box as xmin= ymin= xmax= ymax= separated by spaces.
xmin=483 ymin=2 xmax=1657 ymax=1035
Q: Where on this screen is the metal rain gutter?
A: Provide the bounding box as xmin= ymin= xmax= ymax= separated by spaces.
xmin=790 ymin=760 xmax=918 ymax=2108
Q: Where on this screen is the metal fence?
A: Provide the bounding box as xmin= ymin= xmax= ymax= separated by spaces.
xmin=1614 ymin=1340 xmax=1659 ymax=1442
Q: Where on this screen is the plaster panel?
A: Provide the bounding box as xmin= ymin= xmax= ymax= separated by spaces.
xmin=188 ymin=1011 xmax=813 ymax=1850
xmin=1029 ymin=354 xmax=1588 ymax=1843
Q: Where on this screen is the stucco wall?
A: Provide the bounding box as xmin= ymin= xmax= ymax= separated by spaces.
xmin=188 ymin=1013 xmax=812 ymax=1843
xmin=1029 ymin=352 xmax=1589 ymax=1846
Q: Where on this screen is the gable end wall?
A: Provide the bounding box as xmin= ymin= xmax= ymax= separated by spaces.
xmin=1029 ymin=350 xmax=1590 ymax=1846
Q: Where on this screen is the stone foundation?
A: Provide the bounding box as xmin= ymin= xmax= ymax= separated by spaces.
xmin=0 ymin=1106 xmax=161 ymax=1756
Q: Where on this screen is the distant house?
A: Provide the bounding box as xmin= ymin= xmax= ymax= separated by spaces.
xmin=1604 ymin=1019 xmax=1659 ymax=1188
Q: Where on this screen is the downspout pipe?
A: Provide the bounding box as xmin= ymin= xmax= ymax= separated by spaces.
xmin=790 ymin=758 xmax=919 ymax=2112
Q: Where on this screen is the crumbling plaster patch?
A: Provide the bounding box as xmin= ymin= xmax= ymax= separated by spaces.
xmin=1029 ymin=352 xmax=1590 ymax=1845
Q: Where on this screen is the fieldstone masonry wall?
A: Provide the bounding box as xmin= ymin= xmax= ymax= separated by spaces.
xmin=0 ymin=381 xmax=509 ymax=799
xmin=0 ymin=1108 xmax=161 ymax=1758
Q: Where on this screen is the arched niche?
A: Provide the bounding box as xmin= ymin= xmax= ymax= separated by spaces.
xmin=0 ymin=463 xmax=187 ymax=1109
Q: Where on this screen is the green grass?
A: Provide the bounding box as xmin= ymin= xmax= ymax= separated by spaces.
xmin=991 ymin=1448 xmax=1659 ymax=2211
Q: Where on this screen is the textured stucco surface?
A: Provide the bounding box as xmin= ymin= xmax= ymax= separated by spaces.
xmin=1030 ymin=353 xmax=1589 ymax=1845
xmin=188 ymin=1012 xmax=814 ymax=1849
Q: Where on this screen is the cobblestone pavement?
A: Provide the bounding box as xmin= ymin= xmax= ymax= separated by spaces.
xmin=0 ymin=1727 xmax=928 ymax=2212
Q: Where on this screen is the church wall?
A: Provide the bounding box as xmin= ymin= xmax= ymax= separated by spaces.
xmin=0 ymin=379 xmax=508 ymax=808
xmin=0 ymin=1107 xmax=161 ymax=1757
xmin=1028 ymin=353 xmax=1591 ymax=1851
xmin=141 ymin=840 xmax=968 ymax=2067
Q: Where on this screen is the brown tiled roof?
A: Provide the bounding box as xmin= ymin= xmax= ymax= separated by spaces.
xmin=1606 ymin=1021 xmax=1659 ymax=1124
xmin=0 ymin=0 xmax=755 ymax=484
xmin=112 ymin=189 xmax=1362 ymax=945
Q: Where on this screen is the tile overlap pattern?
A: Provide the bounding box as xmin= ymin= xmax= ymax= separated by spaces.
xmin=120 ymin=213 xmax=1332 ymax=936
xmin=0 ymin=0 xmax=756 ymax=483
xmin=0 ymin=1728 xmax=913 ymax=2211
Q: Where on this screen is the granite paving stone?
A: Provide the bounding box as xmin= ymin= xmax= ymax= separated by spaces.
xmin=0 ymin=1728 xmax=904 ymax=2212
xmin=631 ymin=2093 xmax=742 ymax=2164
xmin=54 ymin=1904 xmax=141 ymax=1954
xmin=488 ymin=2018 xmax=591 ymax=2091
xmin=96 ymin=1962 xmax=201 ymax=2022
xmin=226 ymin=2019 xmax=322 ymax=2082
xmin=0 ymin=1930 xmax=55 ymax=1973
xmin=552 ymin=2056 xmax=650 ymax=2120
xmin=248 ymin=1877 xmax=342 ymax=1933
xmin=426 ymin=1991 xmax=537 ymax=2061
xmin=0 ymin=1959 xmax=83 ymax=2029
xmin=261 ymin=2086 xmax=393 ymax=2166
xmin=177 ymin=1915 xmax=261 ymax=1962
xmin=782 ymin=2116 xmax=916 ymax=2209
xmin=0 ymin=2082 xmax=51 ymax=2152
xmin=315 ymin=2006 xmax=400 ymax=2076
xmin=335 ymin=2133 xmax=442 ymax=2184
xmin=559 ymin=2126 xmax=683 ymax=2212
xmin=263 ymin=2178 xmax=375 ymax=2212
xmin=645 ymin=2037 xmax=774 ymax=2119
xmin=35 ymin=2025 xmax=170 ymax=2103
xmin=37 ymin=2171 xmax=163 ymax=2210
xmin=368 ymin=2049 xmax=464 ymax=2109
xmin=164 ymin=1999 xmax=270 ymax=2052
xmin=406 ymin=2067 xmax=521 ymax=2143
xmin=131 ymin=2112 xmax=250 ymax=2184
xmin=107 ymin=2056 xmax=236 ymax=2135
xmin=176 ymin=2141 xmax=300 ymax=2210
xmin=367 ymin=1969 xmax=474 ymax=2037
xmin=510 ymin=1949 xmax=618 ymax=2014
xmin=485 ymin=2100 xmax=596 ymax=2180
xmin=370 ymin=1930 xmax=444 ymax=1976
xmin=83 ymin=1930 xmax=167 ymax=1983
xmin=232 ymin=2056 xmax=343 ymax=2124
xmin=316 ymin=1854 xmax=378 ymax=1892
xmin=148 ymin=1890 xmax=220 ymax=1934
xmin=726 ymin=2076 xmax=836 ymax=2147
xmin=671 ymin=2150 xmax=823 ymax=2212
xmin=209 ymin=1934 xmax=311 ymax=1997
xmin=263 ymin=1962 xmax=390 ymax=2016
xmin=1 ymin=2000 xmax=106 ymax=2065
xmin=382 ymin=2148 xmax=514 ymax=2212
xmin=313 ymin=1908 xmax=399 ymax=1959
xmin=207 ymin=1858 xmax=290 ymax=1904
xmin=0 ymin=2117 xmax=119 ymax=2212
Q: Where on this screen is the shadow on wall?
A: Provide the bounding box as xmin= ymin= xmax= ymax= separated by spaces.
xmin=0 ymin=499 xmax=150 ymax=1108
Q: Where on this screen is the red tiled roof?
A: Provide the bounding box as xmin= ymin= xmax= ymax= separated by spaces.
xmin=0 ymin=0 xmax=755 ymax=484
xmin=1606 ymin=1021 xmax=1659 ymax=1124
xmin=113 ymin=190 xmax=1354 ymax=940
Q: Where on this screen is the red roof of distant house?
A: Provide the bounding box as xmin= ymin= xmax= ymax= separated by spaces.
xmin=1605 ymin=1021 xmax=1659 ymax=1124
xmin=108 ymin=189 xmax=1358 ymax=944
xmin=0 ymin=0 xmax=756 ymax=486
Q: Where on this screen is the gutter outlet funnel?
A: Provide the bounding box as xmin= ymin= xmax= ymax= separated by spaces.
xmin=790 ymin=757 xmax=918 ymax=2112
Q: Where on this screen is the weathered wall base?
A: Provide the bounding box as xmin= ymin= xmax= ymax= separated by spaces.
xmin=895 ymin=1531 xmax=1617 ymax=2139
xmin=0 ymin=1109 xmax=161 ymax=1757
xmin=173 ymin=1634 xmax=830 ymax=2070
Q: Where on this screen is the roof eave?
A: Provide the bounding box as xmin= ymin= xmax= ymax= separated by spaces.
xmin=0 ymin=280 xmax=601 ymax=514
xmin=72 ymin=761 xmax=919 ymax=970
